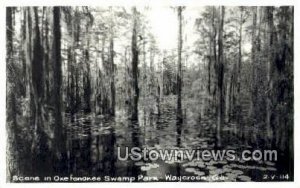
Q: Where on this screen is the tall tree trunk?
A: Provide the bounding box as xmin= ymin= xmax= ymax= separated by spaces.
xmin=6 ymin=7 xmax=18 ymax=179
xmin=176 ymin=6 xmax=183 ymax=123
xmin=100 ymin=36 xmax=107 ymax=114
xmin=6 ymin=7 xmax=17 ymax=130
xmin=237 ymin=7 xmax=243 ymax=99
xmin=109 ymin=7 xmax=115 ymax=116
xmin=212 ymin=7 xmax=218 ymax=116
xmin=250 ymin=7 xmax=257 ymax=123
xmin=83 ymin=47 xmax=91 ymax=112
xmin=236 ymin=7 xmax=244 ymax=138
xmin=216 ymin=6 xmax=225 ymax=148
xmin=31 ymin=7 xmax=48 ymax=173
xmin=131 ymin=7 xmax=139 ymax=120
xmin=52 ymin=7 xmax=66 ymax=165
xmin=32 ymin=7 xmax=44 ymax=99
xmin=20 ymin=8 xmax=27 ymax=97
xmin=266 ymin=7 xmax=275 ymax=146
xmin=31 ymin=7 xmax=45 ymax=155
xmin=69 ymin=14 xmax=77 ymax=114
xmin=83 ymin=23 xmax=91 ymax=113
xmin=44 ymin=9 xmax=51 ymax=104
xmin=24 ymin=8 xmax=34 ymax=115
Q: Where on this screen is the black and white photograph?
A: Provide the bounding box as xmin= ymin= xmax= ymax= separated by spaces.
xmin=5 ymin=4 xmax=295 ymax=183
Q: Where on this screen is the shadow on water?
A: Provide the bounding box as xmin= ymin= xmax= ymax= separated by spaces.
xmin=12 ymin=98 xmax=291 ymax=182
xmin=126 ymin=119 xmax=142 ymax=181
xmin=63 ymin=112 xmax=144 ymax=181
xmin=67 ymin=114 xmax=118 ymax=177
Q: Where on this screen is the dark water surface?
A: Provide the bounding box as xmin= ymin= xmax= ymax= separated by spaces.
xmin=61 ymin=98 xmax=286 ymax=182
xmin=11 ymin=97 xmax=290 ymax=182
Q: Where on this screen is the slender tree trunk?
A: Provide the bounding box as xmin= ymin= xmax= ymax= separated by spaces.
xmin=20 ymin=8 xmax=27 ymax=97
xmin=131 ymin=7 xmax=139 ymax=120
xmin=237 ymin=7 xmax=243 ymax=99
xmin=236 ymin=7 xmax=244 ymax=139
xmin=101 ymin=36 xmax=106 ymax=114
xmin=24 ymin=8 xmax=34 ymax=115
xmin=266 ymin=7 xmax=274 ymax=145
xmin=250 ymin=7 xmax=257 ymax=123
xmin=83 ymin=48 xmax=91 ymax=112
xmin=44 ymin=9 xmax=51 ymax=104
xmin=176 ymin=6 xmax=183 ymax=123
xmin=212 ymin=7 xmax=218 ymax=116
xmin=216 ymin=6 xmax=225 ymax=148
xmin=109 ymin=7 xmax=115 ymax=115
xmin=83 ymin=24 xmax=91 ymax=113
xmin=208 ymin=36 xmax=212 ymax=95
